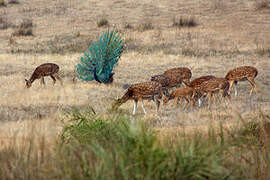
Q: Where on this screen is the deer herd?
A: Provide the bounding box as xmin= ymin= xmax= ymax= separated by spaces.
xmin=25 ymin=63 xmax=258 ymax=115
xmin=112 ymin=66 xmax=258 ymax=115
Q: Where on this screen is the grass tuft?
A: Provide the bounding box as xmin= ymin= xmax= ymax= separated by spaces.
xmin=255 ymin=47 xmax=270 ymax=57
xmin=97 ymin=17 xmax=109 ymax=27
xmin=12 ymin=19 xmax=33 ymax=36
xmin=172 ymin=16 xmax=197 ymax=28
xmin=0 ymin=16 xmax=10 ymax=29
xmin=254 ymin=0 xmax=270 ymax=10
xmin=137 ymin=21 xmax=154 ymax=31
xmin=8 ymin=0 xmax=19 ymax=4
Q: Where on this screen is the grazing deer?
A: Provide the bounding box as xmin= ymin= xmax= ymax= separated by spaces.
xmin=151 ymin=73 xmax=183 ymax=92
xmin=163 ymin=67 xmax=192 ymax=86
xmin=25 ymin=63 xmax=62 ymax=88
xmin=198 ymin=78 xmax=231 ymax=107
xmin=163 ymin=87 xmax=195 ymax=109
xmin=151 ymin=67 xmax=192 ymax=90
xmin=187 ymin=75 xmax=216 ymax=106
xmin=112 ymin=81 xmax=164 ymax=115
xmin=225 ymin=66 xmax=258 ymax=96
xmin=151 ymin=74 xmax=171 ymax=88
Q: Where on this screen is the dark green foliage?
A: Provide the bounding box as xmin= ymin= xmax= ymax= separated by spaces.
xmin=60 ymin=109 xmax=237 ymax=180
xmin=76 ymin=29 xmax=124 ymax=83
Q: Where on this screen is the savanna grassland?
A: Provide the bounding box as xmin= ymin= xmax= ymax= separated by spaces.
xmin=0 ymin=0 xmax=270 ymax=179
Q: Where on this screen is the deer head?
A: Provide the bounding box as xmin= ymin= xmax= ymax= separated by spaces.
xmin=25 ymin=79 xmax=32 ymax=88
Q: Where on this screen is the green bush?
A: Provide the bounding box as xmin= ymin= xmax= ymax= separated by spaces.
xmin=59 ymin=109 xmax=236 ymax=179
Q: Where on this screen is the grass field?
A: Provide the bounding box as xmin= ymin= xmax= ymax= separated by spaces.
xmin=0 ymin=0 xmax=270 ymax=179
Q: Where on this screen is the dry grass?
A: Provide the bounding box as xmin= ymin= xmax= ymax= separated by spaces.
xmin=254 ymin=0 xmax=270 ymax=10
xmin=12 ymin=18 xmax=33 ymax=36
xmin=0 ymin=0 xmax=270 ymax=178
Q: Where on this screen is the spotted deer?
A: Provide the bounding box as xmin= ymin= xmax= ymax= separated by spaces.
xmin=187 ymin=75 xmax=216 ymax=106
xmin=151 ymin=67 xmax=192 ymax=91
xmin=151 ymin=74 xmax=183 ymax=90
xmin=163 ymin=87 xmax=195 ymax=109
xmin=163 ymin=67 xmax=192 ymax=86
xmin=198 ymin=78 xmax=231 ymax=107
xmin=25 ymin=63 xmax=62 ymax=88
xmin=112 ymin=81 xmax=165 ymax=115
xmin=225 ymin=66 xmax=258 ymax=96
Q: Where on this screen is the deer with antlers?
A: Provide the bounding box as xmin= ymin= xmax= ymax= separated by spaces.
xmin=25 ymin=63 xmax=62 ymax=88
xmin=112 ymin=81 xmax=167 ymax=115
xmin=225 ymin=66 xmax=258 ymax=96
xmin=198 ymin=78 xmax=231 ymax=108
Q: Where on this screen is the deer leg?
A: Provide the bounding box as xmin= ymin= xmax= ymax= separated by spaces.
xmin=40 ymin=76 xmax=45 ymax=86
xmin=207 ymin=93 xmax=212 ymax=108
xmin=247 ymin=77 xmax=256 ymax=96
xmin=198 ymin=98 xmax=202 ymax=107
xmin=153 ymin=97 xmax=160 ymax=113
xmin=225 ymin=91 xmax=231 ymax=105
xmin=54 ymin=73 xmax=63 ymax=85
xmin=191 ymin=98 xmax=195 ymax=109
xmin=174 ymin=97 xmax=179 ymax=105
xmin=133 ymin=100 xmax=138 ymax=115
xmin=183 ymin=97 xmax=189 ymax=109
xmin=50 ymin=75 xmax=56 ymax=85
xmin=228 ymin=80 xmax=234 ymax=96
xmin=215 ymin=92 xmax=218 ymax=104
xmin=141 ymin=100 xmax=147 ymax=114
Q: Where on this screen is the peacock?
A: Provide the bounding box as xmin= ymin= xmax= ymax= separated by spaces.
xmin=76 ymin=29 xmax=124 ymax=84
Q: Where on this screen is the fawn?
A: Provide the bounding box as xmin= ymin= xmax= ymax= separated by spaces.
xmin=198 ymin=78 xmax=231 ymax=107
xmin=163 ymin=87 xmax=195 ymax=109
xmin=112 ymin=81 xmax=165 ymax=115
xmin=25 ymin=63 xmax=62 ymax=88
xmin=225 ymin=66 xmax=258 ymax=96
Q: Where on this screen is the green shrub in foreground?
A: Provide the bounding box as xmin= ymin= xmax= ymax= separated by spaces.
xmin=60 ymin=109 xmax=236 ymax=180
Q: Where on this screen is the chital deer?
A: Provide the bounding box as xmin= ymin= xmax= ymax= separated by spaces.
xmin=163 ymin=67 xmax=192 ymax=86
xmin=112 ymin=81 xmax=165 ymax=115
xmin=198 ymin=78 xmax=231 ymax=108
xmin=163 ymin=87 xmax=195 ymax=109
xmin=225 ymin=66 xmax=258 ymax=96
xmin=151 ymin=74 xmax=183 ymax=90
xmin=25 ymin=63 xmax=62 ymax=88
xmin=187 ymin=75 xmax=216 ymax=106
xmin=151 ymin=67 xmax=192 ymax=90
